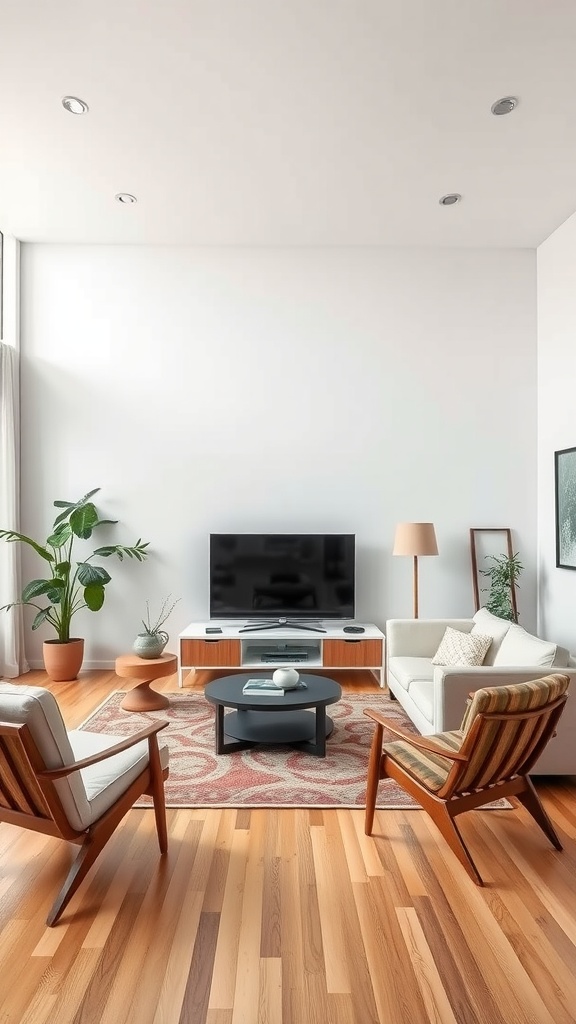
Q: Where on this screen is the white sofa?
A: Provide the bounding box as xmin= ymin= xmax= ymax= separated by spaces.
xmin=386 ymin=609 xmax=576 ymax=775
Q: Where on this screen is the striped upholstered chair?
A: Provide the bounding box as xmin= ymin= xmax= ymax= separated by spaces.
xmin=363 ymin=673 xmax=569 ymax=884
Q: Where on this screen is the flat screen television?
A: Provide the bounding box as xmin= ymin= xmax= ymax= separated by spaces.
xmin=209 ymin=533 xmax=355 ymax=621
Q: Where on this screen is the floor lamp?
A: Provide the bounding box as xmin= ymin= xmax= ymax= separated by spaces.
xmin=393 ymin=522 xmax=438 ymax=618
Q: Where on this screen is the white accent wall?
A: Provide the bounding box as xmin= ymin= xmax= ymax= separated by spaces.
xmin=537 ymin=212 xmax=576 ymax=653
xmin=19 ymin=245 xmax=537 ymax=667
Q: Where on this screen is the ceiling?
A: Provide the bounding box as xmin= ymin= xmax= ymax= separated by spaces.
xmin=2 ymin=0 xmax=576 ymax=247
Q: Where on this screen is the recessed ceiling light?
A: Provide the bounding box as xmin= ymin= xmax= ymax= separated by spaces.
xmin=114 ymin=193 xmax=137 ymax=204
xmin=439 ymin=193 xmax=462 ymax=206
xmin=491 ymin=96 xmax=518 ymax=116
xmin=61 ymin=95 xmax=89 ymax=115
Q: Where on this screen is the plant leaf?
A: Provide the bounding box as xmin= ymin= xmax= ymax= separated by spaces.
xmin=84 ymin=583 xmax=105 ymax=611
xmin=93 ymin=541 xmax=149 ymax=562
xmin=32 ymin=608 xmax=52 ymax=629
xmin=78 ymin=488 xmax=101 ymax=503
xmin=77 ymin=562 xmax=112 ymax=586
xmin=0 ymin=530 xmax=54 ymax=562
xmin=53 ymin=488 xmax=102 ymax=527
xmin=53 ymin=488 xmax=100 ymax=511
xmin=47 ymin=523 xmax=72 ymax=548
xmin=70 ymin=503 xmax=99 ymax=539
xmin=22 ymin=578 xmax=64 ymax=601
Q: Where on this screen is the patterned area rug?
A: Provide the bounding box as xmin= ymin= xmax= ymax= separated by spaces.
xmin=77 ymin=691 xmax=507 ymax=809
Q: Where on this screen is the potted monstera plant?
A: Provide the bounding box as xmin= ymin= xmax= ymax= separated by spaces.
xmin=0 ymin=488 xmax=149 ymax=680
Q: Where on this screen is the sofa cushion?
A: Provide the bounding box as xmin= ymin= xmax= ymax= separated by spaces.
xmin=471 ymin=609 xmax=511 ymax=665
xmin=407 ymin=680 xmax=435 ymax=725
xmin=432 ymin=627 xmax=492 ymax=667
xmin=388 ymin=657 xmax=434 ymax=692
xmin=493 ymin=624 xmax=557 ymax=668
xmin=553 ymin=645 xmax=570 ymax=669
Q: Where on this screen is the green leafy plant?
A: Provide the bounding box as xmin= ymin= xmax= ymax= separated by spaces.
xmin=0 ymin=488 xmax=149 ymax=642
xmin=140 ymin=594 xmax=180 ymax=636
xmin=480 ymin=551 xmax=523 ymax=622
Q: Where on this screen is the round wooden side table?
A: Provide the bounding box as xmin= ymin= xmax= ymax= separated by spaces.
xmin=115 ymin=652 xmax=177 ymax=712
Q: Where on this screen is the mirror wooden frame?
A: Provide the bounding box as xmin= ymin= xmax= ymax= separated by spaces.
xmin=469 ymin=527 xmax=517 ymax=620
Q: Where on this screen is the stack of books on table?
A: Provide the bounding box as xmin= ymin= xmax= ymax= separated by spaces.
xmin=242 ymin=679 xmax=284 ymax=695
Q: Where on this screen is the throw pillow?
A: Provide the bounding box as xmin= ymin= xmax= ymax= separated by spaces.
xmin=432 ymin=627 xmax=492 ymax=667
xmin=471 ymin=608 xmax=511 ymax=665
xmin=492 ymin=624 xmax=557 ymax=668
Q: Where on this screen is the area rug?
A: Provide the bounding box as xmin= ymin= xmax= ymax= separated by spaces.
xmin=77 ymin=691 xmax=509 ymax=810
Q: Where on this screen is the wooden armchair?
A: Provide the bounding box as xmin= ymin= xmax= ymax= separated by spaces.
xmin=364 ymin=673 xmax=569 ymax=884
xmin=0 ymin=683 xmax=169 ymax=925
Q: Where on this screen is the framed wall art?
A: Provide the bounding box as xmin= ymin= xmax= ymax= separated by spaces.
xmin=555 ymin=446 xmax=576 ymax=570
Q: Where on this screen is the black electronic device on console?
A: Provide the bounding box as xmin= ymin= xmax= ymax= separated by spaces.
xmin=343 ymin=625 xmax=365 ymax=633
xmin=209 ymin=533 xmax=356 ymax=633
xmin=206 ymin=626 xmax=223 ymax=634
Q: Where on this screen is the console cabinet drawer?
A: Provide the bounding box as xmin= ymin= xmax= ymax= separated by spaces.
xmin=322 ymin=638 xmax=383 ymax=668
xmin=180 ymin=639 xmax=241 ymax=667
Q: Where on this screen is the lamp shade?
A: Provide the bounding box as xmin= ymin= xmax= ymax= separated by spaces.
xmin=393 ymin=522 xmax=438 ymax=557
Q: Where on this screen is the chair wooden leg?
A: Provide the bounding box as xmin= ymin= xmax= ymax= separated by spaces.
xmin=148 ymin=737 xmax=168 ymax=854
xmin=47 ymin=760 xmax=169 ymax=926
xmin=364 ymin=724 xmax=384 ymax=835
xmin=426 ymin=802 xmax=484 ymax=886
xmin=382 ymin=760 xmax=485 ymax=884
xmin=47 ymin=832 xmax=109 ymax=926
xmin=515 ymin=776 xmax=563 ymax=851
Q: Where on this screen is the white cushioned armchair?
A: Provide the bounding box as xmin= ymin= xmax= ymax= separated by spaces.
xmin=386 ymin=610 xmax=575 ymax=775
xmin=0 ymin=683 xmax=170 ymax=925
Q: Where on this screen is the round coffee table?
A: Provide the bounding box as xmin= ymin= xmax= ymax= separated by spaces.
xmin=115 ymin=652 xmax=176 ymax=711
xmin=204 ymin=672 xmax=342 ymax=758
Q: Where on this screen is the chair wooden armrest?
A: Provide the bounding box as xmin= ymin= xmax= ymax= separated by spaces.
xmin=38 ymin=720 xmax=169 ymax=780
xmin=363 ymin=708 xmax=467 ymax=761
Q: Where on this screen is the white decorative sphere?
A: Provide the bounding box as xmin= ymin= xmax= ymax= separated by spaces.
xmin=272 ymin=667 xmax=300 ymax=689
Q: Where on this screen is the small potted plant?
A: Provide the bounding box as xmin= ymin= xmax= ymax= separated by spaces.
xmin=480 ymin=551 xmax=523 ymax=622
xmin=0 ymin=488 xmax=149 ymax=680
xmin=134 ymin=594 xmax=180 ymax=659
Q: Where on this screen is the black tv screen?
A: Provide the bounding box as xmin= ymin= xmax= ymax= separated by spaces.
xmin=209 ymin=534 xmax=355 ymax=619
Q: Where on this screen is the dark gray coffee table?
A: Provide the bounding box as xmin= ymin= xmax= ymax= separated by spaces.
xmin=204 ymin=672 xmax=342 ymax=757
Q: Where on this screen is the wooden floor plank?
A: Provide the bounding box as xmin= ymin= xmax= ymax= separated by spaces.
xmin=230 ymin=812 xmax=267 ymax=1024
xmin=396 ymin=906 xmax=459 ymax=1024
xmin=258 ymin=957 xmax=283 ymax=1024
xmin=309 ymin=823 xmax=351 ymax=994
xmin=208 ymin=829 xmax=249 ymax=1011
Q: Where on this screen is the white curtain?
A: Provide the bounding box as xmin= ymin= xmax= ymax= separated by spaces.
xmin=0 ymin=341 xmax=28 ymax=676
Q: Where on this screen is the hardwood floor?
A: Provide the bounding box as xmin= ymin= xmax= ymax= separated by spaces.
xmin=1 ymin=668 xmax=575 ymax=1023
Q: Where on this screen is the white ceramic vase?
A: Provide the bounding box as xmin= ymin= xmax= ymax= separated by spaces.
xmin=272 ymin=667 xmax=300 ymax=689
xmin=133 ymin=630 xmax=168 ymax=659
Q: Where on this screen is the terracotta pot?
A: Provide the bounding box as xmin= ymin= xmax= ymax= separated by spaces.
xmin=43 ymin=638 xmax=85 ymax=681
